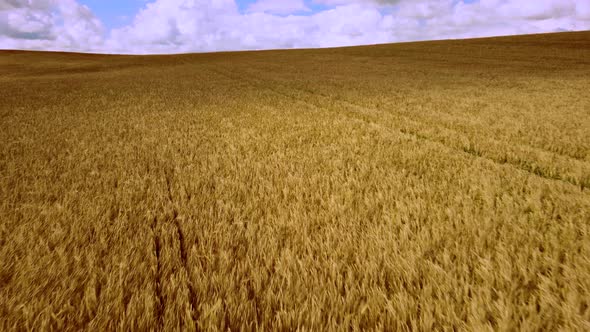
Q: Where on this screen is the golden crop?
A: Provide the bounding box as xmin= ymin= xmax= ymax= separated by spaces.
xmin=1 ymin=31 xmax=589 ymax=331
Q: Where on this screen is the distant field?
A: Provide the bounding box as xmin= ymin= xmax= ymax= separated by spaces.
xmin=1 ymin=31 xmax=589 ymax=330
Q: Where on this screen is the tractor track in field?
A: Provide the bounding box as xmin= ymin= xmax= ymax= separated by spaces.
xmin=206 ymin=66 xmax=590 ymax=193
xmin=151 ymin=214 xmax=165 ymax=330
xmin=163 ymin=169 xmax=201 ymax=330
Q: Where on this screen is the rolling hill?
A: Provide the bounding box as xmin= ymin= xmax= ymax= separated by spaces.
xmin=1 ymin=31 xmax=589 ymax=330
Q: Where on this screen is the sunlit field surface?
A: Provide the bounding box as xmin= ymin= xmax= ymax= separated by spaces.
xmin=1 ymin=31 xmax=589 ymax=330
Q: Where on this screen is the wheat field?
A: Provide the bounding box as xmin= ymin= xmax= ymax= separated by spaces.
xmin=1 ymin=31 xmax=589 ymax=331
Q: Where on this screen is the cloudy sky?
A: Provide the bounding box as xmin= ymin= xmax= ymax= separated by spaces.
xmin=1 ymin=0 xmax=589 ymax=54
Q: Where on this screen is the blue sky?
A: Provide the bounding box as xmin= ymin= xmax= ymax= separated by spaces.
xmin=79 ymin=0 xmax=482 ymax=30
xmin=80 ymin=0 xmax=337 ymax=30
xmin=78 ymin=0 xmax=143 ymax=29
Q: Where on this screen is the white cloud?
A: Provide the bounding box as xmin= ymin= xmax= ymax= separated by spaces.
xmin=577 ymin=2 xmax=590 ymax=20
xmin=311 ymin=0 xmax=400 ymax=5
xmin=398 ymin=0 xmax=454 ymax=19
xmin=1 ymin=0 xmax=589 ymax=54
xmin=105 ymin=1 xmax=394 ymax=53
xmin=0 ymin=0 xmax=104 ymax=51
xmin=247 ymin=0 xmax=310 ymax=15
